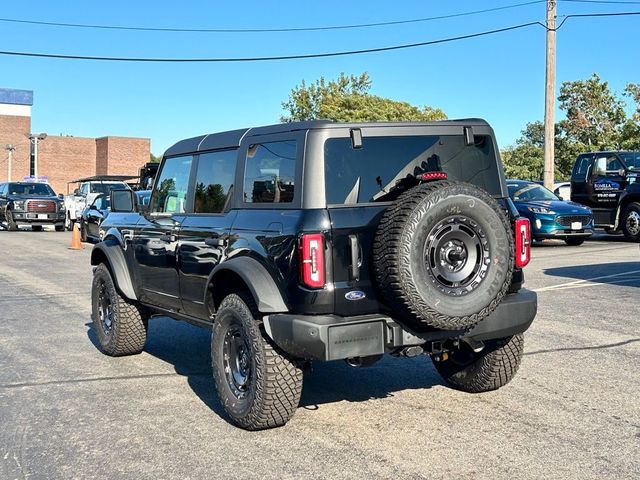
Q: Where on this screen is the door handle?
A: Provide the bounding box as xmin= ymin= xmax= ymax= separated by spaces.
xmin=159 ymin=234 xmax=176 ymax=243
xmin=205 ymin=237 xmax=226 ymax=247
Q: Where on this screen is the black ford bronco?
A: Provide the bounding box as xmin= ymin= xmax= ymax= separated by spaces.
xmin=90 ymin=120 xmax=537 ymax=430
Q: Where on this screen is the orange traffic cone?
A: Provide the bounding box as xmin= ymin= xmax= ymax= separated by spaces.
xmin=69 ymin=222 xmax=84 ymax=250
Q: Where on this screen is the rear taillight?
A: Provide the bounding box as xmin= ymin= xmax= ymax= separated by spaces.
xmin=515 ymin=218 xmax=531 ymax=268
xmin=299 ymin=233 xmax=326 ymax=289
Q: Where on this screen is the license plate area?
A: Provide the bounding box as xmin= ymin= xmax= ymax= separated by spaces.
xmin=327 ymin=321 xmax=385 ymax=361
xmin=571 ymin=222 xmax=582 ymax=230
xmin=37 ymin=214 xmax=49 ymax=220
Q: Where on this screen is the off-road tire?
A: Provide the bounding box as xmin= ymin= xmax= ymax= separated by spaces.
xmin=564 ymin=238 xmax=585 ymax=246
xmin=373 ymin=181 xmax=514 ymax=330
xmin=91 ymin=263 xmax=148 ymax=356
xmin=433 ymin=334 xmax=524 ymax=392
xmin=621 ymin=202 xmax=640 ymax=240
xmin=6 ymin=210 xmax=18 ymax=231
xmin=211 ymin=293 xmax=303 ymax=430
xmin=32 ymin=225 xmax=43 ymax=232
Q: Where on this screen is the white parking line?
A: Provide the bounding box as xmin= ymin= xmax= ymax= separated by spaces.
xmin=534 ymin=269 xmax=640 ymax=292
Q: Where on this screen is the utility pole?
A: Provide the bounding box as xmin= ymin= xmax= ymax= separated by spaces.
xmin=543 ymin=0 xmax=556 ymax=191
xmin=5 ymin=144 xmax=15 ymax=181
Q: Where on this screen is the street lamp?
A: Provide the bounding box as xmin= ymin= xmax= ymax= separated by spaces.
xmin=4 ymin=144 xmax=15 ymax=181
xmin=28 ymin=133 xmax=47 ymax=180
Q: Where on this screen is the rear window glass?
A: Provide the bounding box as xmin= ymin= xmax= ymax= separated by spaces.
xmin=324 ymin=135 xmax=501 ymax=204
xmin=243 ymin=140 xmax=296 ymax=204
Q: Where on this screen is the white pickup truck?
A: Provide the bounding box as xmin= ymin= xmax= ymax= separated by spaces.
xmin=64 ymin=180 xmax=129 ymax=230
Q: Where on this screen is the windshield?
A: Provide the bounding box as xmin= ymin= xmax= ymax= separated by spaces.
xmin=620 ymin=152 xmax=640 ymax=169
xmin=90 ymin=182 xmax=128 ymax=194
xmin=508 ymin=183 xmax=559 ymax=202
xmin=8 ymin=183 xmax=55 ymax=196
xmin=324 ymin=134 xmax=502 ymax=204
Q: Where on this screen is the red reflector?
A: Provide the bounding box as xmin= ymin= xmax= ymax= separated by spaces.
xmin=299 ymin=233 xmax=325 ymax=289
xmin=419 ymin=172 xmax=448 ymax=182
xmin=515 ymin=218 xmax=531 ymax=268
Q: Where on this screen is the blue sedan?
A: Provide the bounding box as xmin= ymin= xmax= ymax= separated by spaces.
xmin=507 ymin=180 xmax=594 ymax=246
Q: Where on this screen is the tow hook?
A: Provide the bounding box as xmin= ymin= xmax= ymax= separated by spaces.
xmin=463 ymin=338 xmax=485 ymax=353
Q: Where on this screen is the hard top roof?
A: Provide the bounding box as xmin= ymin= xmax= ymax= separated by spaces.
xmin=164 ymin=118 xmax=490 ymax=157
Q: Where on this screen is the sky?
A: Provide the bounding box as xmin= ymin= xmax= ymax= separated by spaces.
xmin=0 ymin=0 xmax=638 ymax=156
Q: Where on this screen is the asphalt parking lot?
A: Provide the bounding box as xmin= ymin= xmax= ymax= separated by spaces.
xmin=1 ymin=231 xmax=638 ymax=479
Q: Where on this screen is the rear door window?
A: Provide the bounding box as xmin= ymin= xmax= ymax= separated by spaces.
xmin=324 ymin=135 xmax=501 ymax=204
xmin=193 ymin=150 xmax=237 ymax=213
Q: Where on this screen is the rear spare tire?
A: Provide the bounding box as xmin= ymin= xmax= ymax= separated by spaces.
xmin=373 ymin=181 xmax=513 ymax=330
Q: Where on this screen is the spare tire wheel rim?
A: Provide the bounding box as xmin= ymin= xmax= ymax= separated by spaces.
xmin=424 ymin=215 xmax=490 ymax=296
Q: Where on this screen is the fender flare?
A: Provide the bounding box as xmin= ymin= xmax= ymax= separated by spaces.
xmin=206 ymin=256 xmax=288 ymax=313
xmin=91 ymin=240 xmax=137 ymax=300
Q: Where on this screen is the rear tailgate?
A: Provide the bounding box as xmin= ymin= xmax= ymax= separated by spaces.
xmin=328 ymin=206 xmax=387 ymax=317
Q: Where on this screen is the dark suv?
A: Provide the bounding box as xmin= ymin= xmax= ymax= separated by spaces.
xmin=0 ymin=182 xmax=65 ymax=231
xmin=90 ymin=120 xmax=537 ymax=430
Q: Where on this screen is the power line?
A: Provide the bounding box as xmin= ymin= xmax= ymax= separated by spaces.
xmin=556 ymin=10 xmax=640 ymax=28
xmin=0 ymin=22 xmax=545 ymax=63
xmin=0 ymin=1 xmax=546 ymax=34
xmin=0 ymin=11 xmax=637 ymax=63
xmin=560 ymin=1 xmax=640 ymax=5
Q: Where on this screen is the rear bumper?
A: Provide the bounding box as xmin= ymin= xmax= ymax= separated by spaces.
xmin=264 ymin=289 xmax=537 ymax=361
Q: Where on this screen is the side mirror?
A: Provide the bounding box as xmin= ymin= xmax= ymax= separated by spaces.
xmin=74 ymin=188 xmax=81 ymax=196
xmin=58 ymin=193 xmax=64 ymax=200
xmin=110 ymin=189 xmax=135 ymax=213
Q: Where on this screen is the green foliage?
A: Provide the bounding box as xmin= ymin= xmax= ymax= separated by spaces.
xmin=150 ymin=153 xmax=161 ymax=163
xmin=281 ymin=72 xmax=446 ymax=123
xmin=503 ymin=74 xmax=640 ymax=181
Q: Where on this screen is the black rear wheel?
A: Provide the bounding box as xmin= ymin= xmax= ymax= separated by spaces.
xmin=433 ymin=334 xmax=524 ymax=392
xmin=80 ymin=222 xmax=88 ymax=242
xmin=211 ymin=293 xmax=303 ymax=430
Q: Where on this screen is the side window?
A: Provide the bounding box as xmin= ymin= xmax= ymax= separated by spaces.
xmin=80 ymin=183 xmax=89 ymax=195
xmin=243 ymin=140 xmax=297 ymax=204
xmin=0 ymin=184 xmax=6 ymax=196
xmin=194 ymin=150 xmax=237 ymax=214
xmin=572 ymin=155 xmax=592 ymax=181
xmin=594 ymin=155 xmax=622 ymax=176
xmin=150 ymin=155 xmax=193 ymax=214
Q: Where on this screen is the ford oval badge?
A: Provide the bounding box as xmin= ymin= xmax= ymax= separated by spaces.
xmin=345 ymin=290 xmax=366 ymax=301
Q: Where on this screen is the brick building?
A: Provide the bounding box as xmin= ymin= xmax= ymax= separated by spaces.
xmin=0 ymin=88 xmax=150 ymax=194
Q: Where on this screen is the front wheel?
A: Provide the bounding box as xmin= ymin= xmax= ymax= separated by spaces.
xmin=6 ymin=210 xmax=18 ymax=231
xmin=211 ymin=293 xmax=303 ymax=430
xmin=433 ymin=334 xmax=524 ymax=392
xmin=621 ymin=202 xmax=640 ymax=240
xmin=55 ymin=225 xmax=65 ymax=232
xmin=91 ymin=263 xmax=148 ymax=356
xmin=564 ymin=238 xmax=585 ymax=246
xmin=80 ymin=222 xmax=88 ymax=242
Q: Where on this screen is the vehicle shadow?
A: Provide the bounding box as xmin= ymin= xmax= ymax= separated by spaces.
xmin=543 ymin=261 xmax=640 ymax=288
xmin=86 ymin=317 xmax=443 ymax=417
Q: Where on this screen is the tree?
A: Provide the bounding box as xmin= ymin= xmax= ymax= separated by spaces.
xmin=557 ymin=73 xmax=626 ymax=149
xmin=150 ymin=153 xmax=161 ymax=163
xmin=621 ymin=83 xmax=640 ymax=150
xmin=281 ymin=72 xmax=446 ymax=123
